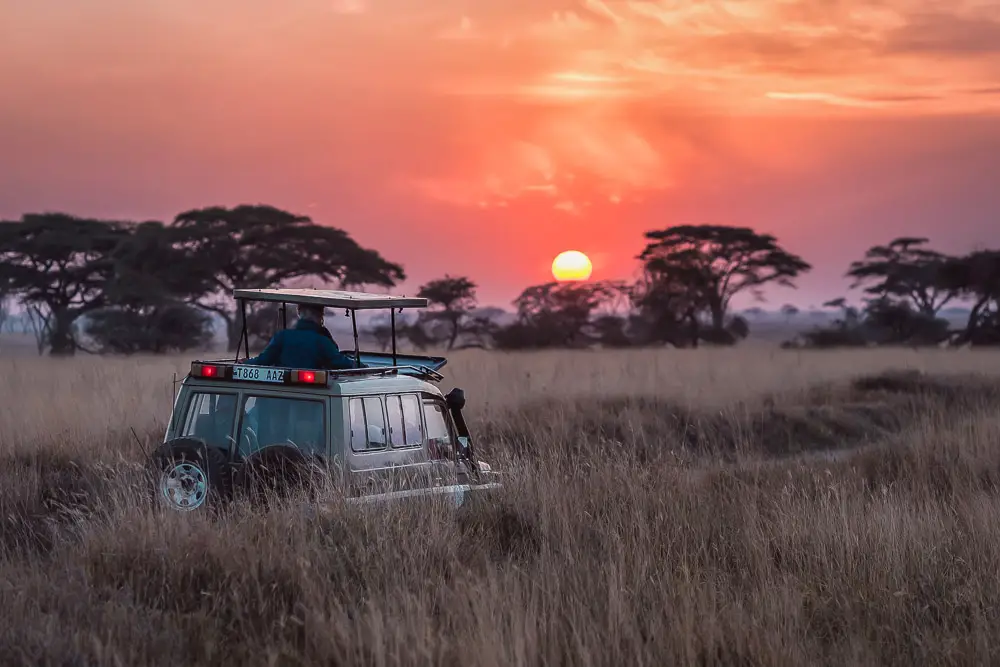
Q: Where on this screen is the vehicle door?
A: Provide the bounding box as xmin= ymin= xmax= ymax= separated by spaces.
xmin=234 ymin=391 xmax=328 ymax=464
xmin=346 ymin=393 xmax=434 ymax=496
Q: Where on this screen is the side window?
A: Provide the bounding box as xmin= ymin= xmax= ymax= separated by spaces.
xmin=349 ymin=399 xmax=367 ymax=451
xmin=181 ymin=392 xmax=237 ymax=450
xmin=364 ymin=397 xmax=387 ymax=449
xmin=422 ymin=400 xmax=453 ymax=460
xmin=239 ymin=395 xmax=325 ymax=457
xmin=350 ymin=396 xmax=388 ymax=452
xmin=401 ymin=395 xmax=424 ymax=446
xmin=385 ymin=394 xmax=423 ymax=448
xmin=385 ymin=396 xmax=405 ymax=448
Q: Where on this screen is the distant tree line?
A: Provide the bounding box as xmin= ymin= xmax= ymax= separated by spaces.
xmin=0 ymin=207 xmax=403 ymax=355
xmin=786 ymin=237 xmax=1000 ymax=349
xmin=1 ymin=208 xmax=997 ymax=355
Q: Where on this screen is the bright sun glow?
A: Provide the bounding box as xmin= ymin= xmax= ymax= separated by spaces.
xmin=552 ymin=250 xmax=593 ymax=282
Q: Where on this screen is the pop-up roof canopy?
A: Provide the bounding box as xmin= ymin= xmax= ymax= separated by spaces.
xmin=233 ymin=288 xmax=428 ymax=311
xmin=231 ymin=287 xmax=428 ymax=368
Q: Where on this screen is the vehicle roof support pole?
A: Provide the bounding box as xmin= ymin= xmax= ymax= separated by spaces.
xmin=391 ymin=308 xmax=397 ymax=366
xmin=351 ymin=310 xmax=361 ymax=367
xmin=240 ymin=298 xmax=250 ymax=361
xmin=280 ymin=302 xmax=288 ymax=330
xmin=234 ymin=298 xmax=248 ymax=362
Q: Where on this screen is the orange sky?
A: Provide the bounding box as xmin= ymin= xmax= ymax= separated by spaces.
xmin=1 ymin=0 xmax=999 ymax=307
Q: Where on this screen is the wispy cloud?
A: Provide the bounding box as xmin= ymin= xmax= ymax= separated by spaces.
xmin=765 ymin=90 xmax=945 ymax=107
xmin=766 ymin=92 xmax=887 ymax=108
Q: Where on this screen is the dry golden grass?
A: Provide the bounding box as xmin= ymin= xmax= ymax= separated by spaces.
xmin=3 ymin=347 xmax=1000 ymax=665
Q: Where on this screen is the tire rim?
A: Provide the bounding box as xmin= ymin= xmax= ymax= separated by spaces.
xmin=160 ymin=461 xmax=208 ymax=511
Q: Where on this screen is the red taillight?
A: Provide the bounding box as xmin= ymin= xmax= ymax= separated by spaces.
xmin=191 ymin=363 xmax=223 ymax=378
xmin=290 ymin=369 xmax=325 ymax=384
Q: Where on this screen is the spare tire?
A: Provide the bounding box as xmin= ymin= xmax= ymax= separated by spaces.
xmin=150 ymin=438 xmax=233 ymax=512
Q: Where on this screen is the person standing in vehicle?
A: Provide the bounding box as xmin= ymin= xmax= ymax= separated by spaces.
xmin=243 ymin=303 xmax=363 ymax=370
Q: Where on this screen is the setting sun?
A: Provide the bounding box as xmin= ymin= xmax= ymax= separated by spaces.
xmin=552 ymin=250 xmax=593 ymax=282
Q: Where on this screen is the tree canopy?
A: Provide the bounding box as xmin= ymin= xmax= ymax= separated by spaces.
xmin=84 ymin=221 xmax=216 ymax=354
xmin=846 ymin=237 xmax=955 ymax=315
xmin=638 ymin=225 xmax=812 ymax=330
xmin=103 ymin=221 xmax=213 ymax=310
xmin=495 ymin=281 xmax=621 ymax=349
xmin=0 ymin=213 xmax=128 ymax=354
xmin=416 ymin=275 xmax=479 ymax=350
xmin=172 ymin=205 xmax=406 ymax=349
xmin=938 ymin=250 xmax=1000 ymax=345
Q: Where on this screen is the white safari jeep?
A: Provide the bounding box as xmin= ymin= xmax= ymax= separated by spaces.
xmin=152 ymin=288 xmax=499 ymax=512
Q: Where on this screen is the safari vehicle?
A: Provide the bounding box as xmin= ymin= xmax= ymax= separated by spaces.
xmin=152 ymin=287 xmax=499 ymax=512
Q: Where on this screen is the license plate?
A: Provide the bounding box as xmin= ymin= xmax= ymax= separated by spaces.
xmin=232 ymin=365 xmax=287 ymax=383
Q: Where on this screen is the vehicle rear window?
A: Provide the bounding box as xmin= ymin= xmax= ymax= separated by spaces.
xmin=239 ymin=395 xmax=325 ymax=457
xmin=181 ymin=392 xmax=238 ymax=450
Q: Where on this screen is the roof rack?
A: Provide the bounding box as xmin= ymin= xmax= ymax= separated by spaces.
xmin=193 ymin=360 xmax=444 ymax=384
xmin=329 ymin=365 xmax=445 ymax=383
xmin=231 ymin=287 xmax=429 ymax=370
xmin=232 ymin=288 xmax=428 ymax=311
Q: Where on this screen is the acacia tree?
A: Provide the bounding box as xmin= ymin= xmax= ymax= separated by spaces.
xmin=102 ymin=222 xmax=213 ymax=306
xmin=0 ymin=213 xmax=127 ymax=355
xmin=846 ymin=237 xmax=957 ymax=315
xmin=629 ymin=266 xmax=706 ymax=347
xmin=496 ymin=281 xmax=619 ymax=349
xmin=638 ymin=225 xmax=811 ymax=331
xmin=938 ymin=250 xmax=1000 ymax=345
xmin=171 ymin=205 xmax=406 ymax=350
xmin=416 ymin=275 xmax=479 ymax=350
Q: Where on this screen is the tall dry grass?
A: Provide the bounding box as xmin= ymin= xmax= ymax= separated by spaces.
xmin=2 ymin=348 xmax=1000 ymax=665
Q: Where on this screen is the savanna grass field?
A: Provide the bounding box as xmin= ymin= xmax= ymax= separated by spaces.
xmin=4 ymin=347 xmax=1000 ymax=666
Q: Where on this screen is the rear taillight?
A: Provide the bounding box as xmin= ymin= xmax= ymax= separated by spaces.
xmin=191 ymin=363 xmax=224 ymax=378
xmin=291 ymin=370 xmax=326 ymax=384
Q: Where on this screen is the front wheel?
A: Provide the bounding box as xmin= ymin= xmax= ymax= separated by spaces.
xmin=151 ymin=439 xmax=232 ymax=512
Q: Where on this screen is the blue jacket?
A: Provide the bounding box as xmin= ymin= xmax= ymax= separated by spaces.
xmin=246 ymin=319 xmax=361 ymax=370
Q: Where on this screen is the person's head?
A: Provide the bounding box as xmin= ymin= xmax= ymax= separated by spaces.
xmin=297 ymin=303 xmax=325 ymax=324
